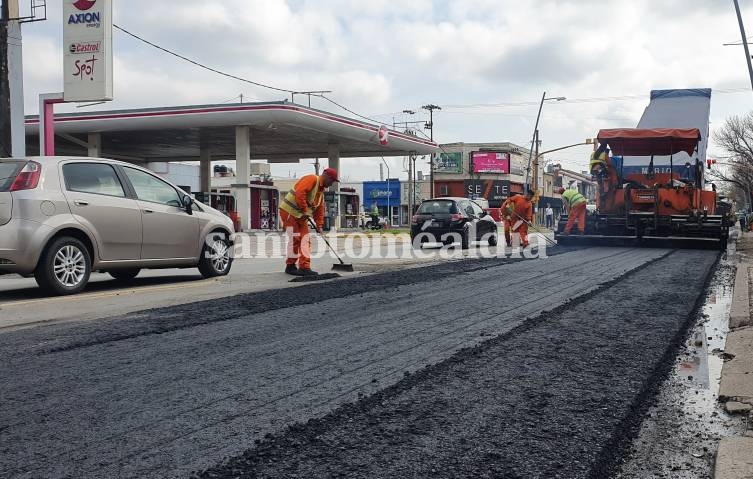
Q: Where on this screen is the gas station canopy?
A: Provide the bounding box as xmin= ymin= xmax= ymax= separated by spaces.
xmin=24 ymin=101 xmax=438 ymax=161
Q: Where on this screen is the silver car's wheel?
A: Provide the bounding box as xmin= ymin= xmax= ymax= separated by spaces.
xmin=199 ymin=233 xmax=233 ymax=278
xmin=54 ymin=246 xmax=86 ymax=287
xmin=35 ymin=236 xmax=92 ymax=295
xmin=210 ymin=239 xmax=230 ymax=272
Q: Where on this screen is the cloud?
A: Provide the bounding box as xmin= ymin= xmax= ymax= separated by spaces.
xmin=15 ymin=0 xmax=753 ymax=180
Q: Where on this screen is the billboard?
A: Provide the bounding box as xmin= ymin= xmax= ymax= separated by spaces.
xmin=433 ymin=152 xmax=463 ymax=173
xmin=363 ymin=180 xmax=401 ymax=208
xmin=472 ymin=151 xmax=510 ymax=174
xmin=464 ymin=180 xmax=511 ymax=206
xmin=63 ymin=0 xmax=113 ymax=102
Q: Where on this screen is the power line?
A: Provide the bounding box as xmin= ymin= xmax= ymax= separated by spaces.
xmin=114 ymin=24 xmax=300 ymax=94
xmin=318 ymin=95 xmax=387 ymax=125
xmin=114 ymin=24 xmax=396 ymax=128
xmin=438 ymin=88 xmax=751 ymax=111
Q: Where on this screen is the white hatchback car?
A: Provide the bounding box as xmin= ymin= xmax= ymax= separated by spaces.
xmin=0 ymin=157 xmax=235 ymax=295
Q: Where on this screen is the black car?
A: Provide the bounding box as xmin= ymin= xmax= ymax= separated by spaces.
xmin=410 ymin=197 xmax=499 ymax=248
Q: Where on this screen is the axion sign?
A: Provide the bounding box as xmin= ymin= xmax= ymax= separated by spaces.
xmin=68 ymin=0 xmax=100 ymax=24
xmin=63 ymin=0 xmax=113 ymax=102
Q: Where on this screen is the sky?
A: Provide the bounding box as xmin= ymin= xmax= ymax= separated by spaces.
xmin=16 ymin=0 xmax=753 ymax=182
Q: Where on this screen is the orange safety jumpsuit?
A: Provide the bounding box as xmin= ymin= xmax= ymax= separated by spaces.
xmin=500 ymin=198 xmax=514 ymax=247
xmin=562 ymin=189 xmax=587 ymax=235
xmin=279 ymin=175 xmax=326 ymax=270
xmin=501 ymin=195 xmax=532 ymax=247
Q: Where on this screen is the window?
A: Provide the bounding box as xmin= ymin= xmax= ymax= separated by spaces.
xmin=63 ymin=163 xmax=126 ymax=197
xmin=457 ymin=200 xmax=475 ymax=217
xmin=123 ymin=167 xmax=182 ymax=207
xmin=439 ymin=185 xmax=449 ymax=196
xmin=0 ymin=161 xmax=24 ymax=192
xmin=469 ymin=201 xmax=485 ymax=216
xmin=417 ymin=200 xmax=457 ymax=214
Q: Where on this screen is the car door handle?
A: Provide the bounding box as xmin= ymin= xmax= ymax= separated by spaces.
xmin=74 ymin=200 xmax=89 ymax=206
xmin=143 ymin=209 xmax=154 ymax=214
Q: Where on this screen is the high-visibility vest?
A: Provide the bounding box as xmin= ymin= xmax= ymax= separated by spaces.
xmin=589 ymin=151 xmax=608 ymax=172
xmin=279 ymin=175 xmax=322 ymax=218
xmin=562 ymin=189 xmax=586 ymax=208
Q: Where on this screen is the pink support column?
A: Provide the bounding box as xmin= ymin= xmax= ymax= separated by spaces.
xmin=38 ymin=93 xmax=65 ymax=156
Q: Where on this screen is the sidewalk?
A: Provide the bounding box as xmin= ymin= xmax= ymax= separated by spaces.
xmin=715 ymin=230 xmax=753 ymax=479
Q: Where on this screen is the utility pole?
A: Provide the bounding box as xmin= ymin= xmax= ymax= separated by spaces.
xmin=533 ymin=130 xmax=540 ymax=224
xmin=422 ymin=104 xmax=441 ymax=198
xmin=1 ymin=0 xmax=11 ymax=157
xmin=402 ymin=109 xmax=416 ymax=217
xmin=733 ymin=0 xmax=753 ymax=92
xmin=408 ymin=154 xmax=415 ymax=217
xmin=412 ymin=155 xmax=418 ymax=210
xmin=525 ymin=93 xmax=565 ymax=193
xmin=381 ymin=158 xmax=390 ymax=226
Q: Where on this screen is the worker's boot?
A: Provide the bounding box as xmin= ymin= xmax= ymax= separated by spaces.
xmin=285 ymin=264 xmax=302 ymax=276
xmin=298 ymin=268 xmax=319 ymax=276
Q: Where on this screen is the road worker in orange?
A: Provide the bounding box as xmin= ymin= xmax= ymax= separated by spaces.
xmin=558 ymin=187 xmax=587 ymax=235
xmin=500 ymin=193 xmax=516 ymax=247
xmin=279 ymin=168 xmax=339 ymax=276
xmin=500 ymin=190 xmax=534 ymax=247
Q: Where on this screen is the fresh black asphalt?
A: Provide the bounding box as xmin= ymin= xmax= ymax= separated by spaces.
xmin=0 ymin=247 xmax=717 ymax=478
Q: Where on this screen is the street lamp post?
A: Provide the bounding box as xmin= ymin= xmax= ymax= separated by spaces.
xmin=733 ymin=0 xmax=753 ymax=92
xmin=525 ymin=92 xmax=565 ymax=193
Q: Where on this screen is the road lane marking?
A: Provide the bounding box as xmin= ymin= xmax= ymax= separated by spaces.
xmin=0 ymin=279 xmax=216 ymax=308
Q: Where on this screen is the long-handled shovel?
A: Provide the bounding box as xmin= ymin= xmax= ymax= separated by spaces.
xmin=509 ymin=211 xmax=559 ymax=247
xmin=308 ymin=218 xmax=354 ymax=272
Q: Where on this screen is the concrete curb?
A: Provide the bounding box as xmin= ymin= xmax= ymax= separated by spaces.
xmin=730 ymin=263 xmax=752 ymax=330
xmin=715 ymin=437 xmax=753 ymax=479
xmin=719 ymin=328 xmax=753 ymax=402
xmin=716 ymin=230 xmax=753 ymax=479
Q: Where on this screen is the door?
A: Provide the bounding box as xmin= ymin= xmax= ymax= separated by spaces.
xmin=470 ymin=200 xmax=495 ymax=237
xmin=62 ymin=162 xmax=142 ymax=261
xmin=121 ymin=167 xmax=199 ymax=260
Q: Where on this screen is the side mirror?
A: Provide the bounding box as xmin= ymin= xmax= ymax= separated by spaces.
xmin=480 ymin=211 xmax=488 ymax=217
xmin=183 ymin=194 xmax=194 ymax=215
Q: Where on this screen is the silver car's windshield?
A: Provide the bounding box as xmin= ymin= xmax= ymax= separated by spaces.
xmin=0 ymin=160 xmax=25 ymax=191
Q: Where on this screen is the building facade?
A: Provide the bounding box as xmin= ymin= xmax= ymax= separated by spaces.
xmin=433 ymin=142 xmax=531 ymax=208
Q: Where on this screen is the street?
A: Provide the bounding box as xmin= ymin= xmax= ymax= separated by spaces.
xmin=0 ymin=245 xmax=721 ymax=478
xmin=0 ymin=233 xmax=543 ymax=330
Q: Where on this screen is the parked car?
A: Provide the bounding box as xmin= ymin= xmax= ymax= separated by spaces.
xmin=410 ymin=197 xmax=498 ymax=248
xmin=0 ymin=157 xmax=235 ymax=295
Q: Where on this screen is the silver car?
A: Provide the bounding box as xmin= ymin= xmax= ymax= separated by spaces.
xmin=0 ymin=157 xmax=234 ymax=295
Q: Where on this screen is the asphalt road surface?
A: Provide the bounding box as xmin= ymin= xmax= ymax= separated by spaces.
xmin=0 ymin=246 xmax=719 ymax=478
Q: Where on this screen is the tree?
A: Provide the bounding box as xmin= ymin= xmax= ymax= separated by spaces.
xmin=711 ymin=113 xmax=753 ymax=210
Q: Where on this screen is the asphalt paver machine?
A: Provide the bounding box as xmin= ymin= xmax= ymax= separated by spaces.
xmin=555 ymin=128 xmax=729 ymax=249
